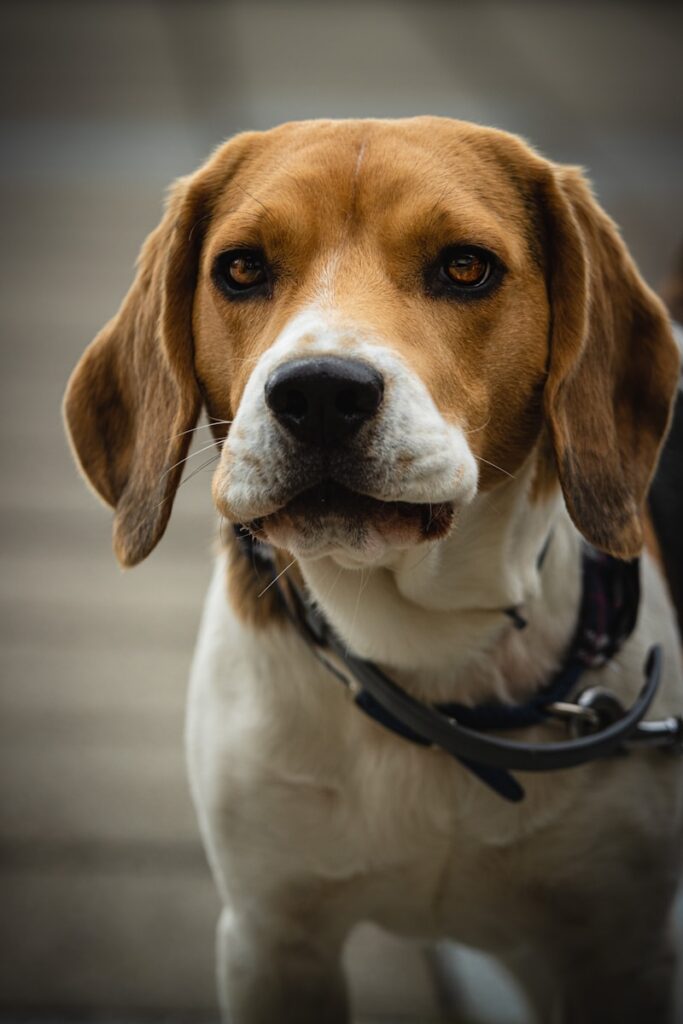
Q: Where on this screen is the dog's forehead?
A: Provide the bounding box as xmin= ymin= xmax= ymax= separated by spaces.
xmin=208 ymin=118 xmax=536 ymax=250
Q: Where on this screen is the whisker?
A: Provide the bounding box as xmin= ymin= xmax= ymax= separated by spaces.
xmin=257 ymin=557 xmax=297 ymax=599
xmin=233 ymin=182 xmax=276 ymax=224
xmin=187 ymin=212 xmax=213 ymax=245
xmin=359 ymin=567 xmax=372 ymax=599
xmin=161 ymin=439 xmax=222 ymax=480
xmin=169 ymin=418 xmax=232 ymax=440
xmin=176 ymin=453 xmax=221 ymax=490
xmin=425 ymin=502 xmax=433 ymax=532
xmin=464 ymin=417 xmax=491 ymax=435
xmin=407 ymin=544 xmax=435 ymax=574
xmin=474 ymin=455 xmax=515 ymax=480
xmin=323 ymin=565 xmax=345 ymax=605
xmin=128 ymin=452 xmax=221 ymax=540
xmin=347 ymin=567 xmax=373 ymax=651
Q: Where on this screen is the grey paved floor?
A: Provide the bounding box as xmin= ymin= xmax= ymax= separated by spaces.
xmin=1 ymin=2 xmax=682 ymax=1020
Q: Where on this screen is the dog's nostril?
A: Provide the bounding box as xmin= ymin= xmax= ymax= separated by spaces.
xmin=265 ymin=356 xmax=384 ymax=447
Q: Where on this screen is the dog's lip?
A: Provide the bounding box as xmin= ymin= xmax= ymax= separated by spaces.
xmin=251 ymin=480 xmax=455 ymax=541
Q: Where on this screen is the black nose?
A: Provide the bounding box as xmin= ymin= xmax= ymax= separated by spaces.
xmin=265 ymin=357 xmax=384 ymax=446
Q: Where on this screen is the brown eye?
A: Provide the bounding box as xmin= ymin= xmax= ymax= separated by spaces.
xmin=213 ymin=248 xmax=271 ymax=298
xmin=228 ymin=255 xmax=265 ymax=288
xmin=445 ymin=251 xmax=490 ymax=287
xmin=427 ymin=244 xmax=503 ymax=299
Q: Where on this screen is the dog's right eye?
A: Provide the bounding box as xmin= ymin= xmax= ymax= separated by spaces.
xmin=212 ymin=249 xmax=271 ymax=298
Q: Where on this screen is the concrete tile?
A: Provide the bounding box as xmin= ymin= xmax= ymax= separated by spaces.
xmin=0 ymin=868 xmax=219 ymax=1012
xmin=0 ymin=738 xmax=197 ymax=846
xmin=0 ymin=870 xmax=446 ymax=1018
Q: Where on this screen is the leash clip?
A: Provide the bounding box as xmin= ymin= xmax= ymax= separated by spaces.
xmin=547 ymin=686 xmax=627 ymax=738
xmin=550 ymin=682 xmax=683 ymax=754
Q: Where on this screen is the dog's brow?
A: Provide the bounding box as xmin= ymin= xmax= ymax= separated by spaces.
xmin=393 ymin=203 xmax=513 ymax=262
xmin=232 ymin=181 xmax=276 ymax=224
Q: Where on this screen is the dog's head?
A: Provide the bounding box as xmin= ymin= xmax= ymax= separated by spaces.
xmin=64 ymin=118 xmax=679 ymax=569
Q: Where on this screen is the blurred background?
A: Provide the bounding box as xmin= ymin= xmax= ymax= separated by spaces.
xmin=1 ymin=2 xmax=682 ymax=1022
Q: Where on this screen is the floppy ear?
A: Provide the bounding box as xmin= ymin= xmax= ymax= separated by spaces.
xmin=541 ymin=165 xmax=680 ymax=559
xmin=63 ymin=176 xmax=209 ymax=567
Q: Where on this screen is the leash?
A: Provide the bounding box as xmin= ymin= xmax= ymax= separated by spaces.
xmin=233 ymin=527 xmax=683 ymax=802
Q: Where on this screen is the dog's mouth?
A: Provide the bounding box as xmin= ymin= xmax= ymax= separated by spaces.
xmin=250 ymin=480 xmax=455 ymax=551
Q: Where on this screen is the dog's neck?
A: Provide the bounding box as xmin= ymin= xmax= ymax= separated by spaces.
xmin=297 ymin=459 xmax=583 ymax=705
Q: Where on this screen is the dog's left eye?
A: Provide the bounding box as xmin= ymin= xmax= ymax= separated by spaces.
xmin=444 ymin=250 xmax=491 ymax=287
xmin=213 ymin=249 xmax=270 ymax=297
xmin=427 ymin=245 xmax=503 ymax=299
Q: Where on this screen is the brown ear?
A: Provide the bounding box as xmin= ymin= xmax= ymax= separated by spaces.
xmin=541 ymin=165 xmax=680 ymax=559
xmin=63 ymin=174 xmax=209 ymax=566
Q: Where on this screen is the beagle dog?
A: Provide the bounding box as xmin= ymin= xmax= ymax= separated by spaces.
xmin=64 ymin=118 xmax=683 ymax=1023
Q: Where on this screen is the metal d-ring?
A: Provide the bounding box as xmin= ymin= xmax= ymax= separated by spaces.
xmin=545 ymin=700 xmax=601 ymax=732
xmin=568 ymin=686 xmax=627 ymax=739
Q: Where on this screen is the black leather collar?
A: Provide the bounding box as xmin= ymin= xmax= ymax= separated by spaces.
xmin=233 ymin=526 xmax=682 ymax=802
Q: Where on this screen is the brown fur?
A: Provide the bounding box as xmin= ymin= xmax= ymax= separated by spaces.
xmin=539 ymin=165 xmax=679 ymax=558
xmin=64 ymin=118 xmax=679 ymax=605
xmin=225 ymin=530 xmax=289 ymax=628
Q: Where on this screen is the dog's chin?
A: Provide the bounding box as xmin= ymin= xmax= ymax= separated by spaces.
xmin=250 ymin=481 xmax=455 ymax=564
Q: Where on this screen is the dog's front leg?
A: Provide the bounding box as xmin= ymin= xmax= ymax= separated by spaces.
xmin=216 ymin=904 xmax=350 ymax=1024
